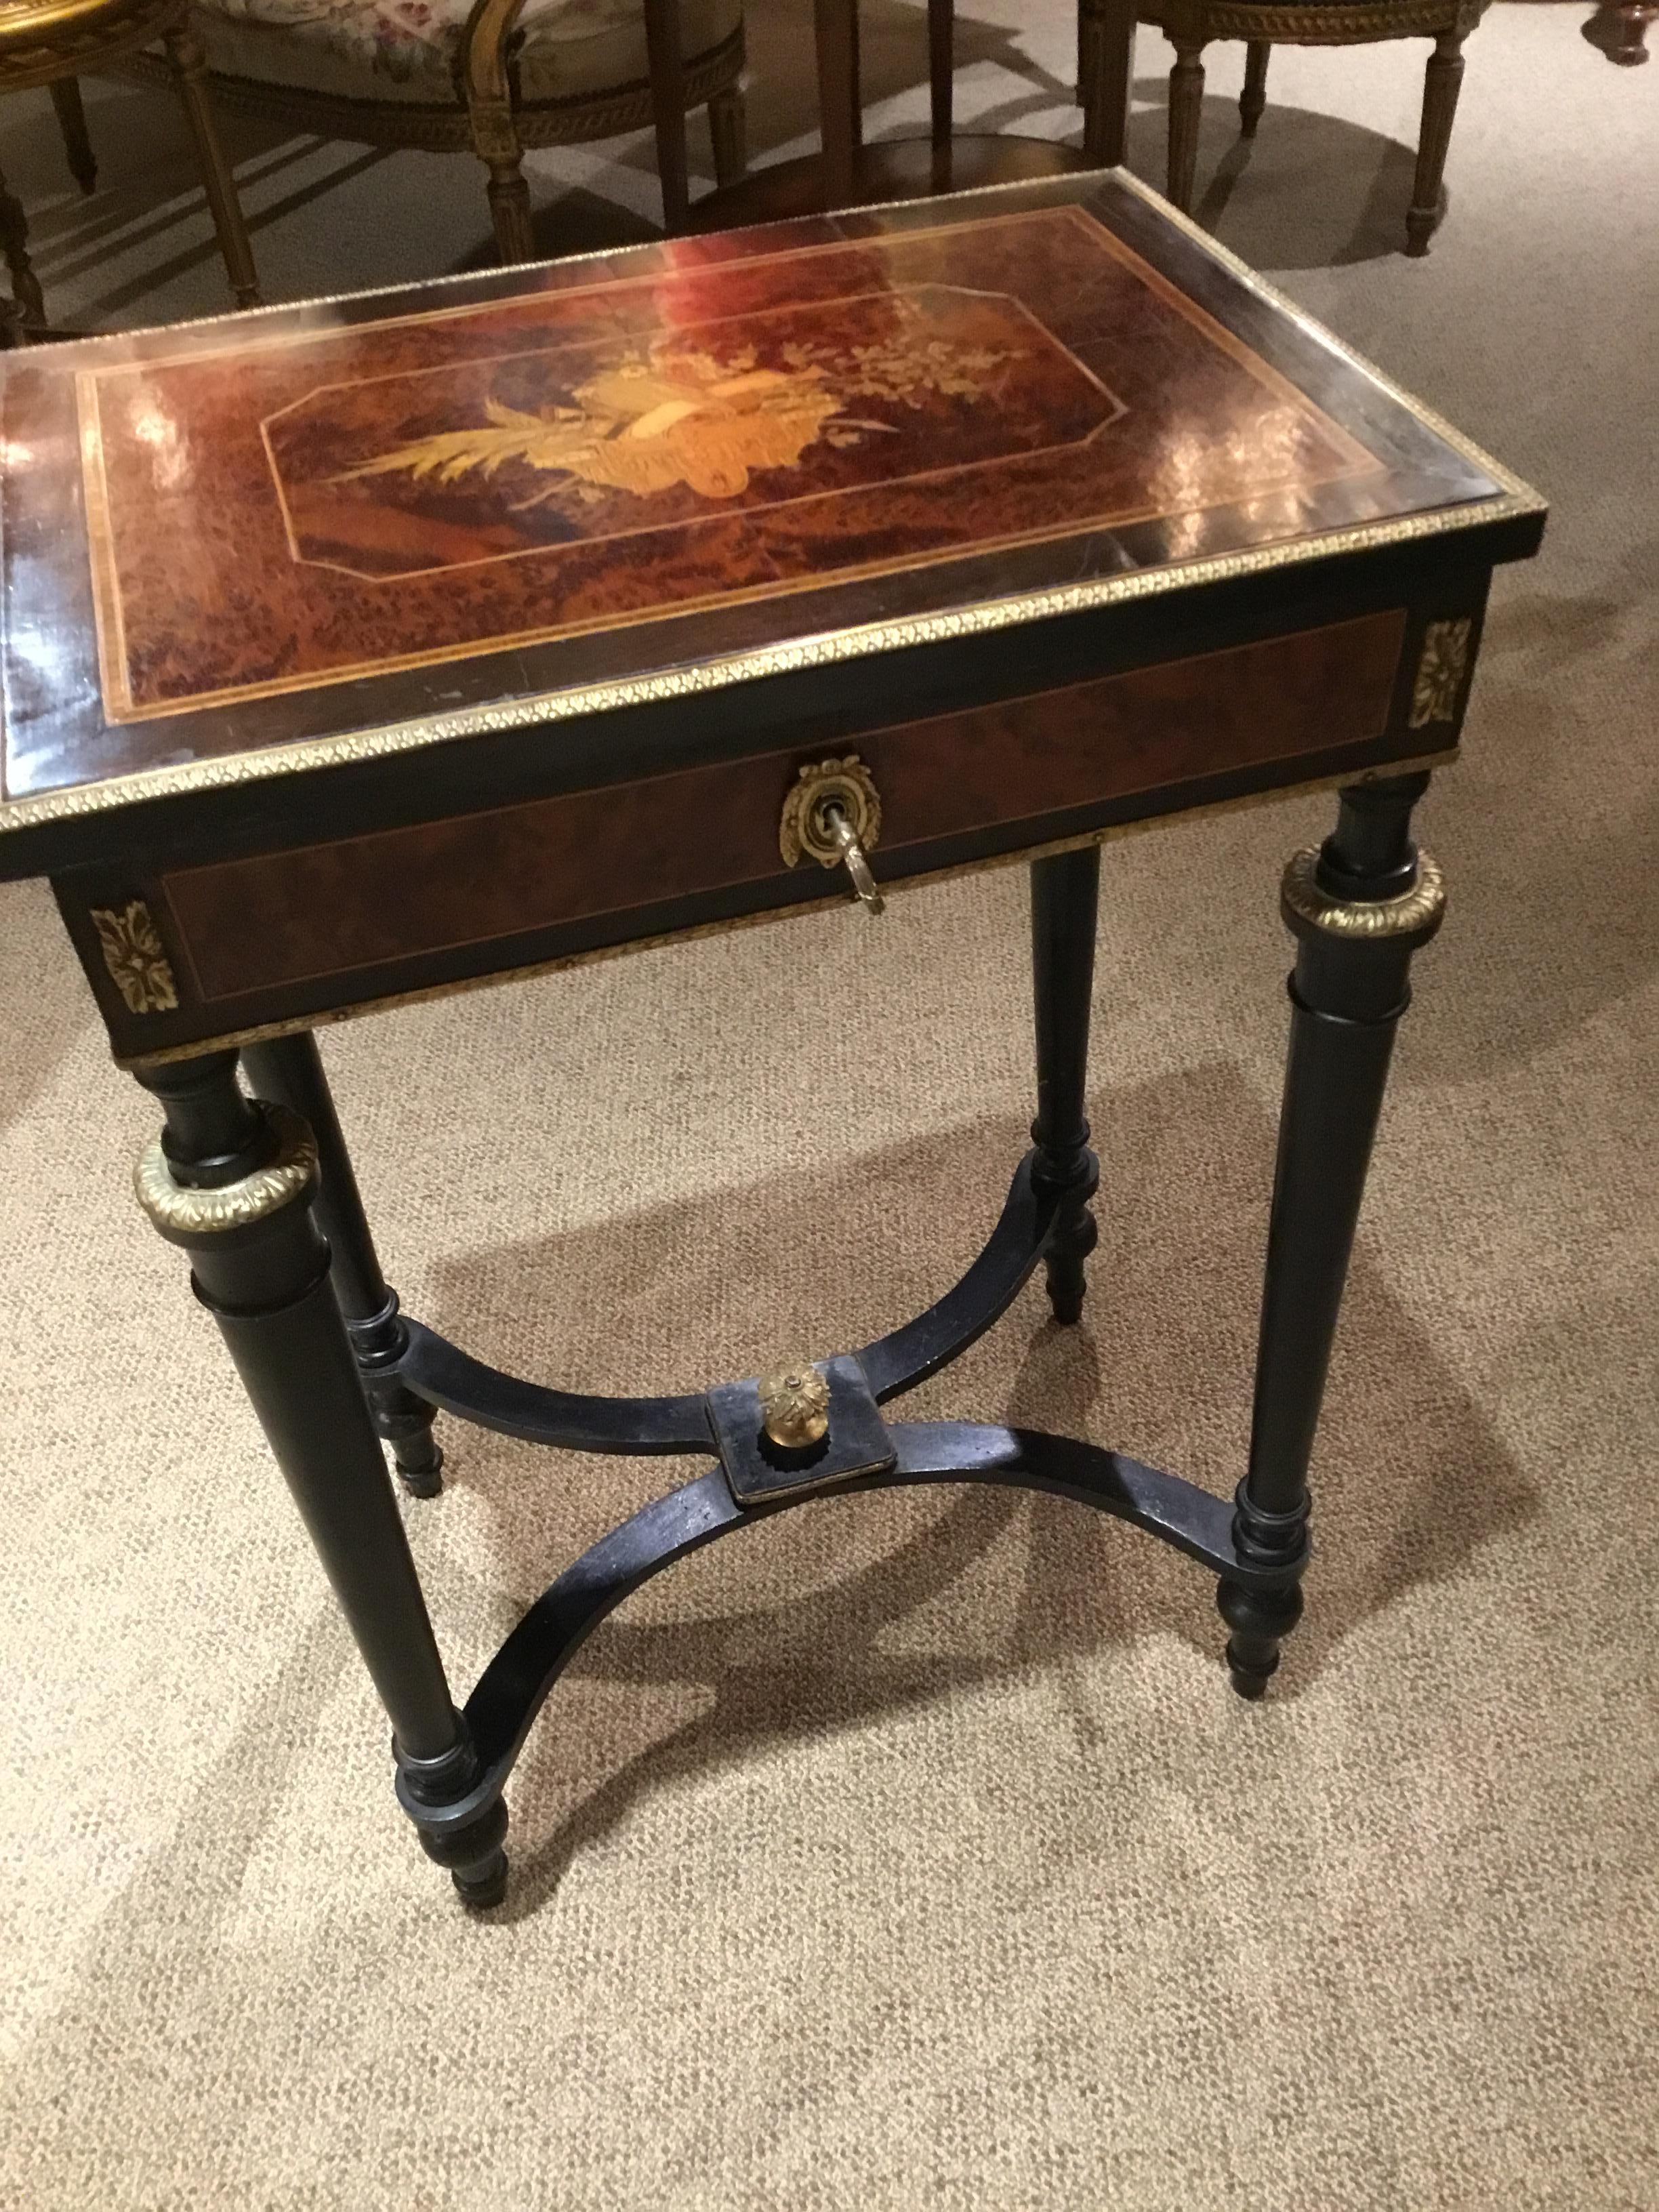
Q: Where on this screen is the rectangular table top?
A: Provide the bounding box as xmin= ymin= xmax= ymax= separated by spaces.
xmin=0 ymin=169 xmax=1542 ymax=879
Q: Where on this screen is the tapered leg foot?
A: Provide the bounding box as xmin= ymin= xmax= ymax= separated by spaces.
xmin=466 ymin=85 xmax=535 ymax=264
xmin=1043 ymin=1195 xmax=1099 ymax=1326
xmin=387 ymin=1425 xmax=444 ymax=1498
xmin=134 ymin=1049 xmax=481 ymax=1902
xmin=1216 ymin=1578 xmax=1303 ymax=1699
xmin=1234 ymin=773 xmax=1443 ymax=1698
xmin=1240 ymin=41 xmax=1269 ymax=137
xmin=1168 ymin=41 xmax=1206 ymax=211
xmin=455 ymin=1849 xmax=509 ymax=1909
xmin=927 ymin=0 xmax=953 ymax=150
xmin=487 ymin=160 xmax=534 ymax=263
xmin=642 ymin=0 xmax=690 ymax=233
xmin=415 ymin=1799 xmax=511 ymax=1909
xmin=1080 ymin=0 xmax=1134 ymax=166
xmin=1584 ymin=0 xmax=1654 ymax=63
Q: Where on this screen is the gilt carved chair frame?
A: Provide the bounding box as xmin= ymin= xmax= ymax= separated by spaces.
xmin=119 ymin=0 xmax=747 ymax=270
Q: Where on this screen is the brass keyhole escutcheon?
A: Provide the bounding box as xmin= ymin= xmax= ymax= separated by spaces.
xmin=779 ymin=755 xmax=885 ymax=916
xmin=757 ymin=1359 xmax=831 ymax=1450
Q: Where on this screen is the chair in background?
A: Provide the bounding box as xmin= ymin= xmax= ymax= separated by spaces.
xmin=0 ymin=0 xmax=258 ymax=339
xmin=121 ymin=0 xmax=748 ymax=263
xmin=1082 ymin=0 xmax=1491 ymax=255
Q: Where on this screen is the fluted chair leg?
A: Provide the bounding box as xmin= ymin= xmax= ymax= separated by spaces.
xmin=462 ymin=0 xmax=537 ymax=262
xmin=643 ymin=0 xmax=689 ymax=232
xmin=927 ymin=0 xmax=952 ymax=150
xmin=708 ymin=84 xmax=747 ymax=184
xmin=1408 ymin=29 xmax=1465 ymax=254
xmin=1080 ymin=0 xmax=1134 ymax=165
xmin=163 ymin=26 xmax=260 ymax=306
xmin=1167 ymin=39 xmax=1206 ymax=210
xmin=485 ymin=150 xmax=535 ymax=262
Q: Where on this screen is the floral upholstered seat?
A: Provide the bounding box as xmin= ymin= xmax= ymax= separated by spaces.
xmin=118 ymin=0 xmax=746 ymax=267
xmin=192 ymin=0 xmax=740 ymax=111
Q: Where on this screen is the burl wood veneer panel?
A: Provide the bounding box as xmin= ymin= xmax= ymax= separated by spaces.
xmin=161 ymin=610 xmax=1404 ymax=1003
xmin=76 ymin=206 xmax=1376 ymax=726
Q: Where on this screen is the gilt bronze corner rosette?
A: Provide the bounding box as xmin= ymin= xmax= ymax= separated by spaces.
xmin=1280 ymin=846 xmax=1446 ymax=945
xmin=134 ymin=1101 xmax=318 ymax=1242
xmin=1408 ymin=619 xmax=1473 ymax=729
xmin=91 ymin=900 xmax=179 ymax=1015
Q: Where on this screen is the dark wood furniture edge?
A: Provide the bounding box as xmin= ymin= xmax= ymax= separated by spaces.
xmin=155 ymin=607 xmax=1408 ymax=1004
xmin=72 ymin=744 xmax=1458 ymax=1070
xmin=2 ymin=519 xmax=1532 ymax=882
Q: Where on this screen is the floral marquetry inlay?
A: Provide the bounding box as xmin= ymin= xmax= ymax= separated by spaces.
xmin=264 ymin=283 xmax=1121 ymax=586
xmin=91 ymin=901 xmax=179 ymax=1015
xmin=59 ymin=199 xmax=1431 ymax=739
xmin=340 ymin=331 xmax=1023 ymax=508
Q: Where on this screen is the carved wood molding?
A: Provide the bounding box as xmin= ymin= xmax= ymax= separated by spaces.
xmin=1141 ymin=0 xmax=1487 ymax=39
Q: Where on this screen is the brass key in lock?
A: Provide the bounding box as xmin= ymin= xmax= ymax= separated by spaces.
xmin=778 ymin=754 xmax=885 ymax=916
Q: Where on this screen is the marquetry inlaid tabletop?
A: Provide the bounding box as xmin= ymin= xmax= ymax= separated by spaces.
xmin=0 ymin=173 xmax=1535 ymax=849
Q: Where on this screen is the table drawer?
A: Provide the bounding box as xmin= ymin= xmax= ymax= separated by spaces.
xmin=165 ymin=609 xmax=1406 ymax=1008
xmin=66 ymin=604 xmax=1420 ymax=1058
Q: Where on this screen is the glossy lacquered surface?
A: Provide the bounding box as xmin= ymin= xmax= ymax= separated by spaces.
xmin=0 ymin=170 xmax=1523 ymax=828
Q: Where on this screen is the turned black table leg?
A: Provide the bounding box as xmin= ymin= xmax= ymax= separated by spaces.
xmin=131 ymin=1049 xmax=508 ymax=1905
xmin=1031 ymin=845 xmax=1102 ymax=1324
xmin=242 ymin=1034 xmax=443 ymax=1498
xmin=1221 ymin=773 xmax=1446 ymax=1697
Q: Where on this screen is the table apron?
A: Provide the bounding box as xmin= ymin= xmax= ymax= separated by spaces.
xmin=56 ymin=603 xmax=1446 ymax=1065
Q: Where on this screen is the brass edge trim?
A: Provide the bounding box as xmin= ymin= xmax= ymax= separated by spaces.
xmin=1 ymin=499 xmax=1520 ymax=838
xmin=113 ymin=747 xmax=1457 ymax=1069
xmin=1281 ymin=844 xmax=1447 ymax=937
xmin=133 ymin=1100 xmax=317 ymax=1233
xmin=1108 ymin=169 xmax=1547 ymax=510
xmin=5 ymin=179 xmax=1537 ymax=835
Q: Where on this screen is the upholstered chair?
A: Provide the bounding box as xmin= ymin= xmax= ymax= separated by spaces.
xmin=0 ymin=0 xmax=258 ymax=337
xmin=125 ymin=0 xmax=747 ymax=261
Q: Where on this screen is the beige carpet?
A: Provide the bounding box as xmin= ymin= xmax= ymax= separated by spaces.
xmin=3 ymin=5 xmax=1657 ymax=2206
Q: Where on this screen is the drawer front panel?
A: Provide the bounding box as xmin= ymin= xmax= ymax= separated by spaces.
xmin=161 ymin=609 xmax=1406 ymax=1006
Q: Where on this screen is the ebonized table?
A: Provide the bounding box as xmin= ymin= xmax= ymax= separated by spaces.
xmin=0 ymin=171 xmax=1544 ymax=1909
